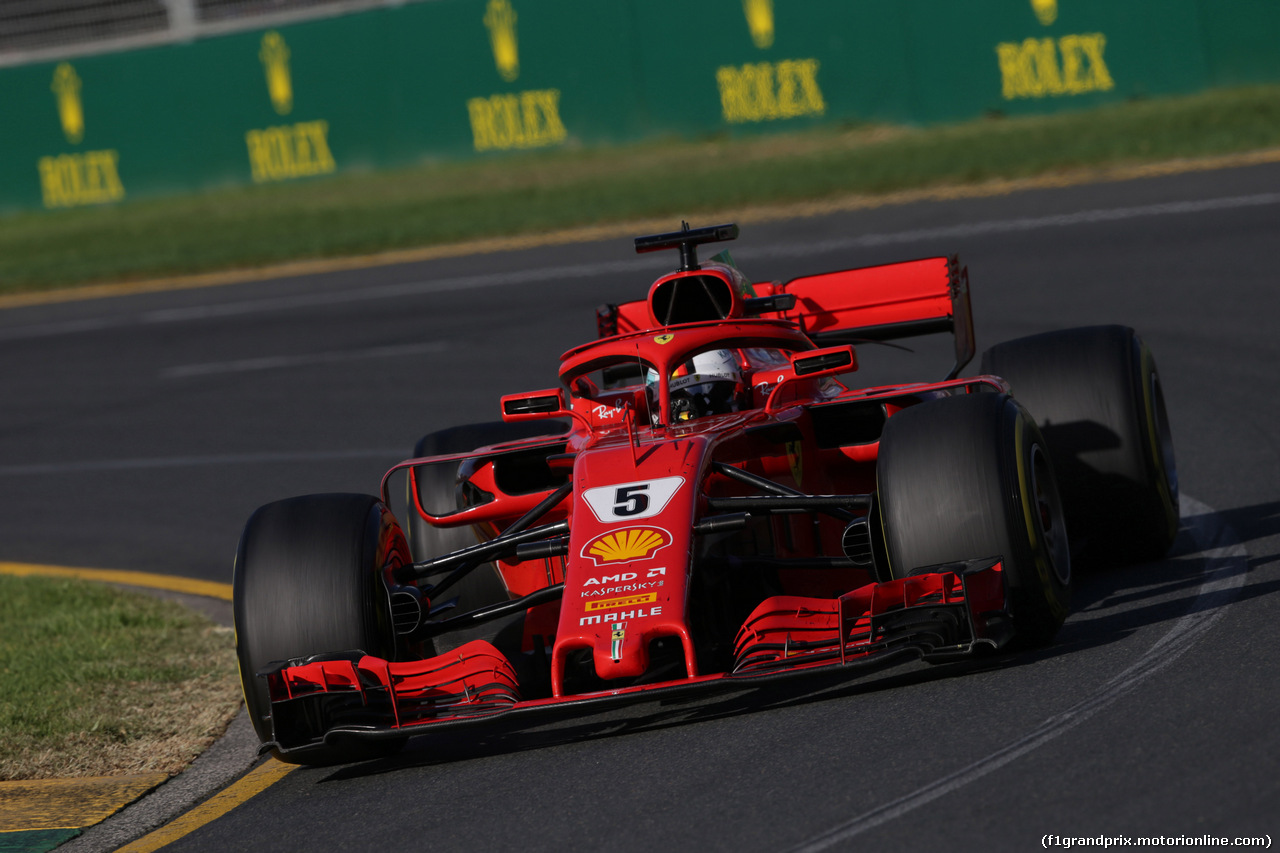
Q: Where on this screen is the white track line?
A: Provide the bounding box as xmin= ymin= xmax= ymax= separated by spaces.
xmin=746 ymin=193 xmax=1280 ymax=258
xmin=160 ymin=340 xmax=449 ymax=378
xmin=787 ymin=495 xmax=1247 ymax=852
xmin=2 ymin=193 xmax=1278 ymax=342
xmin=0 ymin=449 xmax=404 ymax=476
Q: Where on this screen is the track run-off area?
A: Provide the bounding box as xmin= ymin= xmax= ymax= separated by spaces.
xmin=1 ymin=159 xmax=1277 ymax=851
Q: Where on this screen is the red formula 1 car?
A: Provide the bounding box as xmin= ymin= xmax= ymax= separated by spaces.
xmin=233 ymin=223 xmax=1179 ymax=764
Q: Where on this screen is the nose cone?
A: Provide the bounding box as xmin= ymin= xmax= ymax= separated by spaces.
xmin=551 ymin=437 xmax=710 ymax=695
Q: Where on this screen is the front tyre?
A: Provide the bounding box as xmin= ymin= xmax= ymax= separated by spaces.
xmin=233 ymin=493 xmax=406 ymax=764
xmin=877 ymin=392 xmax=1071 ymax=647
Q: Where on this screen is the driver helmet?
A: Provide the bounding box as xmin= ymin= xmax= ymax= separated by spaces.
xmin=669 ymin=349 xmax=744 ymax=422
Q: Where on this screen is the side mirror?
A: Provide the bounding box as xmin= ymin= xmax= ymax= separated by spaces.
xmin=792 ymin=345 xmax=857 ymax=377
xmin=765 ymin=345 xmax=858 ymax=412
xmin=501 ymin=388 xmax=571 ymax=422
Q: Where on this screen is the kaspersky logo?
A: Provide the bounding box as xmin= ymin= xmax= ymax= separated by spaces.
xmin=259 ymin=31 xmax=293 ymax=115
xmin=581 ymin=527 xmax=670 ymax=566
xmin=52 ymin=63 xmax=84 ymax=144
xmin=484 ymin=0 xmax=519 ymax=82
xmin=742 ymin=0 xmax=774 ymax=49
xmin=1031 ymin=0 xmax=1058 ymax=26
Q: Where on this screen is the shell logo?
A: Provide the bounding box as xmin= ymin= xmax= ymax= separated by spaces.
xmin=582 ymin=527 xmax=670 ymax=565
xmin=1031 ymin=0 xmax=1058 ymax=26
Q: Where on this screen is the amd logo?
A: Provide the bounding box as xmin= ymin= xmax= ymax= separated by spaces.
xmin=583 ymin=566 xmax=666 ymax=586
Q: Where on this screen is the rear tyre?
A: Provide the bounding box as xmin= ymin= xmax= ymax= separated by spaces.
xmin=877 ymin=393 xmax=1071 ymax=647
xmin=406 ymin=421 xmax=568 ymax=615
xmin=233 ymin=493 xmax=406 ymax=764
xmin=980 ymin=326 xmax=1178 ymax=566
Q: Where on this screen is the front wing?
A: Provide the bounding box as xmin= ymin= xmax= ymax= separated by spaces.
xmin=261 ymin=558 xmax=1009 ymax=758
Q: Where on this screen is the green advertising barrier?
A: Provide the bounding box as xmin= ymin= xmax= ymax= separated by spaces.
xmin=0 ymin=0 xmax=646 ymax=212
xmin=2 ymin=0 xmax=1279 ymax=214
xmin=1199 ymin=0 xmax=1280 ymax=86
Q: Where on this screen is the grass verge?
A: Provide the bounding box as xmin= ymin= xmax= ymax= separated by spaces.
xmin=0 ymin=575 xmax=241 ymax=781
xmin=3 ymin=84 xmax=1280 ymax=296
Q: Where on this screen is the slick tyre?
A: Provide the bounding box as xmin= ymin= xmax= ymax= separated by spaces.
xmin=406 ymin=421 xmax=568 ymax=616
xmin=980 ymin=326 xmax=1178 ymax=566
xmin=878 ymin=392 xmax=1071 ymax=647
xmin=233 ymin=493 xmax=405 ymax=765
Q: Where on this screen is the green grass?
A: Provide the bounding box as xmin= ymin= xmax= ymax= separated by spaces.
xmin=3 ymin=84 xmax=1280 ymax=295
xmin=0 ymin=575 xmax=240 ymax=781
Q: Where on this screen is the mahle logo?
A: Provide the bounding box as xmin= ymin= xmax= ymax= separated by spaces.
xmin=1031 ymin=0 xmax=1058 ymax=26
xmin=743 ymin=0 xmax=774 ymax=49
xmin=484 ymin=0 xmax=519 ymax=82
xmin=51 ymin=63 xmax=84 ymax=144
xmin=259 ymin=31 xmax=293 ymax=115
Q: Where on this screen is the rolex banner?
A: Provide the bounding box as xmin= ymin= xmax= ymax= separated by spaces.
xmin=1 ymin=0 xmax=1277 ymax=212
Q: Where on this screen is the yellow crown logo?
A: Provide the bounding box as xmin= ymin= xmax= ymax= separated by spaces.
xmin=743 ymin=0 xmax=775 ymax=49
xmin=584 ymin=527 xmax=670 ymax=565
xmin=259 ymin=31 xmax=293 ymax=115
xmin=484 ymin=0 xmax=519 ymax=82
xmin=52 ymin=63 xmax=84 ymax=145
xmin=1031 ymin=0 xmax=1058 ymax=26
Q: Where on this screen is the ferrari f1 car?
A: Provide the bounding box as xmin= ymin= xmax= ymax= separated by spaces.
xmin=233 ymin=223 xmax=1178 ymax=764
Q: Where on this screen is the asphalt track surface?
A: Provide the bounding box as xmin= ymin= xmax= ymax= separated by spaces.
xmin=2 ymin=162 xmax=1278 ymax=851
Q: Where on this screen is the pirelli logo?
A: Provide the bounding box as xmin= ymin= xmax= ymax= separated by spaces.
xmin=584 ymin=593 xmax=657 ymax=612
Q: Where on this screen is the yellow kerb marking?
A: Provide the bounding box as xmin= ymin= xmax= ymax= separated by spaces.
xmin=115 ymin=760 xmax=296 ymax=853
xmin=0 ymin=774 xmax=168 ymax=832
xmin=0 ymin=562 xmax=232 ymax=601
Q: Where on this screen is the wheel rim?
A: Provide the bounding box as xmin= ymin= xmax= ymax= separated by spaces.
xmin=1030 ymin=442 xmax=1071 ymax=587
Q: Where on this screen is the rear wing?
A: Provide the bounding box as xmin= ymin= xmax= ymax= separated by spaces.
xmin=778 ymin=255 xmax=975 ymax=379
xmin=594 ymin=254 xmax=976 ymax=379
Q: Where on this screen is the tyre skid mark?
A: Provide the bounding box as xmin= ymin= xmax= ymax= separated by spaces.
xmin=787 ymin=496 xmax=1247 ymax=852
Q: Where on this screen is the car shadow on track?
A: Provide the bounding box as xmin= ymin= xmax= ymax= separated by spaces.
xmin=1211 ymin=499 xmax=1280 ymax=571
xmin=1051 ymin=502 xmax=1280 ymax=656
xmin=317 ymin=658 xmax=996 ymax=782
xmin=315 ymin=503 xmax=1278 ymax=783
